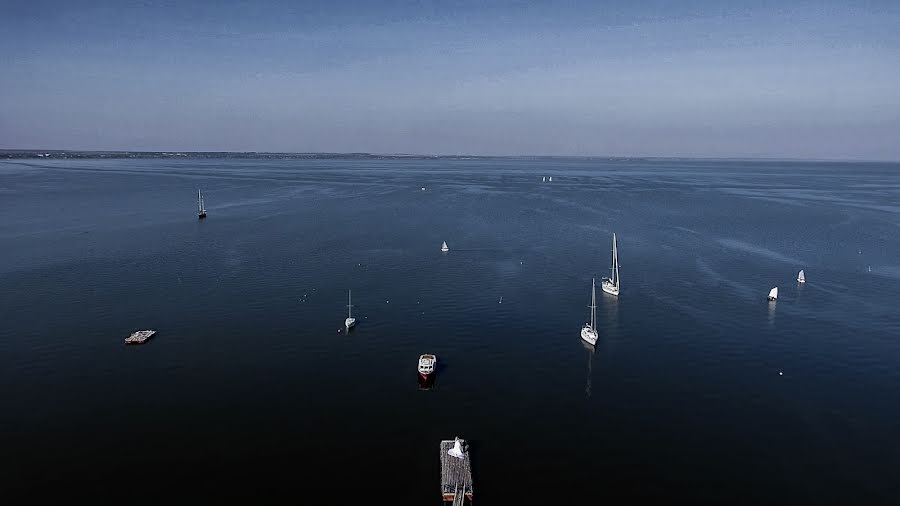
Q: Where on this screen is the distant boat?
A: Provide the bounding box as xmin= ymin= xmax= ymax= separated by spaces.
xmin=601 ymin=233 xmax=620 ymax=296
xmin=768 ymin=286 xmax=778 ymax=301
xmin=797 ymin=270 xmax=806 ymax=283
xmin=542 ymin=176 xmax=546 ymax=182
xmin=441 ymin=241 xmax=449 ymax=252
xmin=418 ymin=354 xmax=436 ymax=380
xmin=580 ymin=278 xmax=598 ymax=346
xmin=548 ymin=176 xmax=552 ymax=182
xmin=125 ymin=329 xmax=156 ymax=345
xmin=197 ymin=189 xmax=207 ymax=219
xmin=345 ymin=289 xmax=356 ymax=328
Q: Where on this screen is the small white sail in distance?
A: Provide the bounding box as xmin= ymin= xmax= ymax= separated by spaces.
xmin=441 ymin=241 xmax=449 ymax=252
xmin=768 ymin=286 xmax=778 ymax=300
xmin=797 ymin=270 xmax=806 ymax=283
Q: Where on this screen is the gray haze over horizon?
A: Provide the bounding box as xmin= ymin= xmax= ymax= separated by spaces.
xmin=2 ymin=1 xmax=899 ymax=160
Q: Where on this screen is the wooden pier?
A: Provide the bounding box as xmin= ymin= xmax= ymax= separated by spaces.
xmin=440 ymin=439 xmax=473 ymax=505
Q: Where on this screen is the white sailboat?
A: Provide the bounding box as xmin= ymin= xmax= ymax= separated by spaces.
xmin=601 ymin=233 xmax=620 ymax=296
xmin=345 ymin=289 xmax=356 ymax=328
xmin=197 ymin=189 xmax=207 ymax=219
xmin=441 ymin=241 xmax=449 ymax=252
xmin=581 ymin=278 xmax=598 ymax=346
xmin=797 ymin=270 xmax=806 ymax=283
xmin=768 ymin=286 xmax=778 ymax=301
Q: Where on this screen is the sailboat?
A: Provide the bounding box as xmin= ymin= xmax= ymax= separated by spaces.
xmin=344 ymin=290 xmax=356 ymax=328
xmin=197 ymin=189 xmax=207 ymax=219
xmin=581 ymin=278 xmax=598 ymax=346
xmin=797 ymin=270 xmax=806 ymax=283
xmin=441 ymin=241 xmax=449 ymax=252
xmin=601 ymin=233 xmax=620 ymax=296
xmin=768 ymin=286 xmax=778 ymax=301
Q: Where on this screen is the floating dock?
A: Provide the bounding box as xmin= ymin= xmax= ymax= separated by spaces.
xmin=440 ymin=439 xmax=473 ymax=505
xmin=125 ymin=330 xmax=156 ymax=344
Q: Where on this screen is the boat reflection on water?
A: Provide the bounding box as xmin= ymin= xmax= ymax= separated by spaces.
xmin=418 ymin=373 xmax=436 ymax=391
xmin=582 ymin=340 xmax=595 ymax=398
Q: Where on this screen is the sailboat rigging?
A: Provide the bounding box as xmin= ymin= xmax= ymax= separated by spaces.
xmin=601 ymin=234 xmax=620 ymax=296
xmin=580 ymin=278 xmax=598 ymax=346
xmin=197 ymin=189 xmax=207 ymax=219
xmin=345 ymin=290 xmax=356 ymax=329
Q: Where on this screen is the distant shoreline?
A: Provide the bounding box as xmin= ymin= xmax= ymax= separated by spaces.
xmin=0 ymin=149 xmax=893 ymax=163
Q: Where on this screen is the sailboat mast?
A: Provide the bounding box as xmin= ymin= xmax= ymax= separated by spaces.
xmin=612 ymin=233 xmax=619 ymax=287
xmin=347 ymin=289 xmax=352 ymax=318
xmin=590 ymin=278 xmax=596 ymax=329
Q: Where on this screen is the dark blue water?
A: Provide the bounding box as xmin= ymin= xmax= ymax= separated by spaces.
xmin=2 ymin=158 xmax=899 ymax=504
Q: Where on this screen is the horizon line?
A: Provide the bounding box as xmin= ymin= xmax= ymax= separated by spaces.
xmin=2 ymin=148 xmax=898 ymax=163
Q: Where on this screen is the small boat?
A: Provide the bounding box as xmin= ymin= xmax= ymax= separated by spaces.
xmin=768 ymin=286 xmax=778 ymax=301
xmin=548 ymin=176 xmax=552 ymax=182
xmin=441 ymin=241 xmax=449 ymax=252
xmin=125 ymin=330 xmax=156 ymax=344
xmin=580 ymin=278 xmax=598 ymax=346
xmin=197 ymin=189 xmax=207 ymax=219
xmin=345 ymin=289 xmax=356 ymax=328
xmin=797 ymin=270 xmax=806 ymax=283
xmin=601 ymin=233 xmax=620 ymax=296
xmin=418 ymin=354 xmax=436 ymax=380
xmin=542 ymin=176 xmax=546 ymax=182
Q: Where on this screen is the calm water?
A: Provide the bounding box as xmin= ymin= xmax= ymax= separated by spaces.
xmin=2 ymin=158 xmax=899 ymax=504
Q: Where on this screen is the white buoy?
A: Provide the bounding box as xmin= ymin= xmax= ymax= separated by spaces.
xmin=779 ymin=371 xmax=783 ymax=376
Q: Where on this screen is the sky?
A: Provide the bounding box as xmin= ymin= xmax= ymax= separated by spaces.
xmin=1 ymin=0 xmax=899 ymax=159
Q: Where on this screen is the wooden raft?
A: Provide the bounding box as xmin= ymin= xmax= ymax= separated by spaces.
xmin=440 ymin=439 xmax=473 ymax=504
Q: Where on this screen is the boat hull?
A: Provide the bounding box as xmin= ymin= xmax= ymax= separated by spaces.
xmin=580 ymin=327 xmax=598 ymax=346
xmin=600 ymin=281 xmax=618 ymax=296
xmin=197 ymin=212 xmax=206 ymax=219
xmin=345 ymin=318 xmax=356 ymax=329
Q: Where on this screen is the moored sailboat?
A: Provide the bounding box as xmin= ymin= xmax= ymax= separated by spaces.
xmin=344 ymin=289 xmax=356 ymax=328
xmin=601 ymin=233 xmax=620 ymax=296
xmin=580 ymin=278 xmax=598 ymax=346
xmin=197 ymin=189 xmax=207 ymax=219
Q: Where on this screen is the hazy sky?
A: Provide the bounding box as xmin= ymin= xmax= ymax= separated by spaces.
xmin=2 ymin=0 xmax=899 ymax=159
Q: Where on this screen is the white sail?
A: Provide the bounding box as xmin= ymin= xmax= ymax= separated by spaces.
xmin=441 ymin=241 xmax=449 ymax=252
xmin=198 ymin=189 xmax=203 ymax=213
xmin=768 ymin=286 xmax=778 ymax=300
xmin=797 ymin=270 xmax=805 ymax=283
